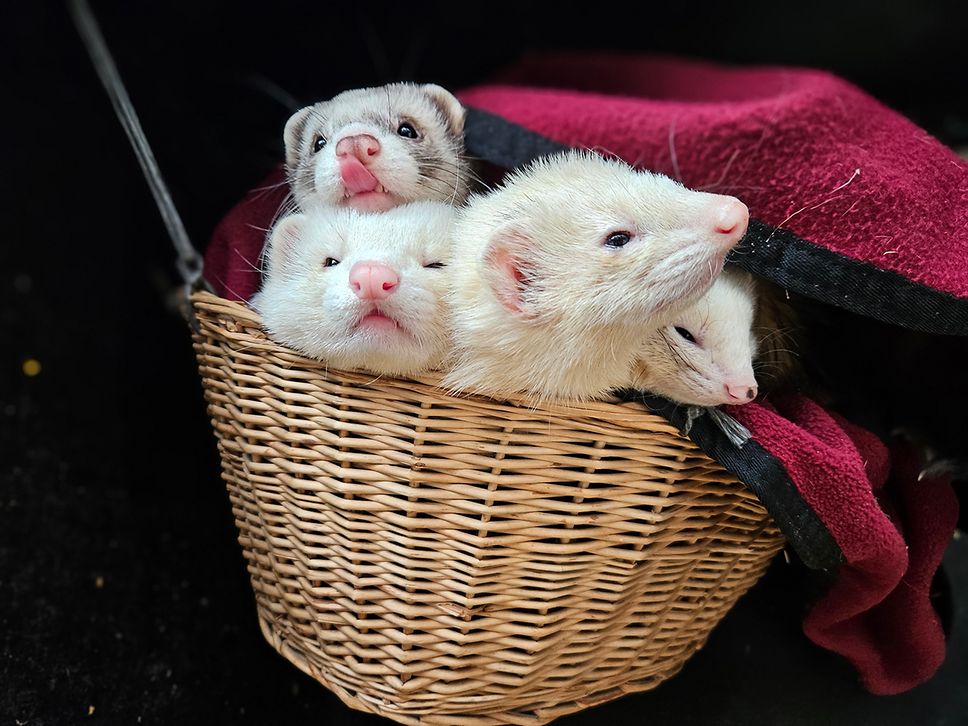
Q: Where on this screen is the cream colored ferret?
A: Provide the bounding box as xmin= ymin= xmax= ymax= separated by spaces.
xmin=284 ymin=82 xmax=472 ymax=213
xmin=252 ymin=201 xmax=455 ymax=376
xmin=630 ymin=268 xmax=759 ymax=406
xmin=442 ymin=150 xmax=750 ymax=402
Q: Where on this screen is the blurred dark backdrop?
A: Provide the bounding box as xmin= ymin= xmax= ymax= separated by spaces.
xmin=2 ymin=2 xmax=966 ymax=725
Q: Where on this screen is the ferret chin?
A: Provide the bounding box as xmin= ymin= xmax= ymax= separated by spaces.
xmin=442 ymin=150 xmax=750 ymax=403
xmin=252 ymin=200 xmax=456 ymax=378
xmin=283 ymin=82 xmax=473 ymax=214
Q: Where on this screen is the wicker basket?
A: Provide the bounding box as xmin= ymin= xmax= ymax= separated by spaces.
xmin=190 ymin=290 xmax=784 ymax=725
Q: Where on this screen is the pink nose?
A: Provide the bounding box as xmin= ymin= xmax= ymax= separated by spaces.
xmin=335 ymin=134 xmax=381 ymax=162
xmin=725 ymin=380 xmax=758 ymax=402
xmin=710 ymin=198 xmax=750 ymax=248
xmin=349 ymin=261 xmax=399 ymax=300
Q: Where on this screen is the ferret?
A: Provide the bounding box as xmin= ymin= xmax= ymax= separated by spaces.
xmin=251 ymin=201 xmax=455 ymax=377
xmin=442 ymin=150 xmax=750 ymax=402
xmin=629 ymin=268 xmax=759 ymax=406
xmin=283 ymin=82 xmax=472 ymax=213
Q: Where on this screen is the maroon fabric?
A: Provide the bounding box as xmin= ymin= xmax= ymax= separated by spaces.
xmin=460 ymin=52 xmax=968 ymax=299
xmin=204 ymin=167 xmax=288 ymax=301
xmin=728 ymin=397 xmax=958 ymax=695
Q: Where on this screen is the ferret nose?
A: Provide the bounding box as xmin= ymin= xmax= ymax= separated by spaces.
xmin=349 ymin=261 xmax=399 ymax=300
xmin=710 ymin=198 xmax=750 ymax=248
xmin=335 ymin=134 xmax=381 ymax=161
xmin=725 ymin=381 xmax=758 ymax=403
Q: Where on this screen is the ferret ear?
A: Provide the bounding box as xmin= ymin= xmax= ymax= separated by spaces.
xmin=265 ymin=214 xmax=305 ymax=272
xmin=482 ymin=226 xmax=536 ymax=317
xmin=283 ymin=106 xmax=313 ymax=171
xmin=421 ymin=84 xmax=465 ymax=136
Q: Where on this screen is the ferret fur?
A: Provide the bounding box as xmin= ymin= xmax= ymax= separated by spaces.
xmin=284 ymin=82 xmax=472 ymax=212
xmin=252 ymin=201 xmax=455 ymax=376
xmin=630 ymin=268 xmax=759 ymax=406
xmin=442 ymin=150 xmax=749 ymax=402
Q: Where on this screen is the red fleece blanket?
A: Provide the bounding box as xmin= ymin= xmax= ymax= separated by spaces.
xmin=730 ymin=398 xmax=958 ymax=694
xmin=202 ymin=53 xmax=965 ymax=695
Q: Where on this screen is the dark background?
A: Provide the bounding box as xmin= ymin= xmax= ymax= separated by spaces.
xmin=2 ymin=1 xmax=967 ymax=724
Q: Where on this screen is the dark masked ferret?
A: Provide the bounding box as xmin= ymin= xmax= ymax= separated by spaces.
xmin=630 ymin=268 xmax=759 ymax=406
xmin=442 ymin=150 xmax=750 ymax=402
xmin=251 ymin=201 xmax=455 ymax=377
xmin=284 ymin=83 xmax=472 ymax=213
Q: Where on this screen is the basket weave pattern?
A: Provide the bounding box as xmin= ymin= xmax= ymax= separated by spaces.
xmin=191 ymin=291 xmax=784 ymax=725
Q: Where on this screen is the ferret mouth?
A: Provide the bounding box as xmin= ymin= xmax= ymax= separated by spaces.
xmin=354 ymin=310 xmax=410 ymax=336
xmin=340 ymin=184 xmax=402 ymax=213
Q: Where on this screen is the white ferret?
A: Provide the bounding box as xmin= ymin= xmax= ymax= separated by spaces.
xmin=283 ymin=82 xmax=472 ymax=213
xmin=442 ymin=150 xmax=750 ymax=402
xmin=252 ymin=201 xmax=456 ymax=377
xmin=629 ymin=268 xmax=759 ymax=406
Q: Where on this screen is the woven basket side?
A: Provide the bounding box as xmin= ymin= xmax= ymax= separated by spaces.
xmin=191 ymin=291 xmax=785 ymax=726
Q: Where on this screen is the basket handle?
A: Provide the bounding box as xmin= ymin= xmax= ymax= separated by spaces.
xmin=68 ymin=0 xmax=210 ymax=328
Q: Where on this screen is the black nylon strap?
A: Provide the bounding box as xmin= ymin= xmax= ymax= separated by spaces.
xmin=465 ymin=107 xmax=571 ymax=167
xmin=619 ymin=391 xmax=843 ymax=572
xmin=463 ymin=106 xmax=968 ymax=336
xmin=729 ymin=221 xmax=968 ymax=335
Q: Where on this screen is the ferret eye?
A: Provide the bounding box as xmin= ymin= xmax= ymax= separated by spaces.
xmin=674 ymin=326 xmax=696 ymax=343
xmin=424 ymin=262 xmax=445 ymax=269
xmin=397 ymin=122 xmax=419 ymax=139
xmin=323 ymin=257 xmax=340 ymax=268
xmin=312 ymin=135 xmax=327 ymax=153
xmin=604 ymin=231 xmax=632 ymax=248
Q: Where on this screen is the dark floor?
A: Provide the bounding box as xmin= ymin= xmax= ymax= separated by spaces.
xmin=2 ymin=2 xmax=967 ymax=724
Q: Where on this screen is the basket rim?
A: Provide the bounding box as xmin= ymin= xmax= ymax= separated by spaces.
xmin=191 ymin=290 xmax=688 ymax=436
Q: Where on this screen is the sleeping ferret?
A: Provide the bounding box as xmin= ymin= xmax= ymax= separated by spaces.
xmin=629 ymin=268 xmax=759 ymax=406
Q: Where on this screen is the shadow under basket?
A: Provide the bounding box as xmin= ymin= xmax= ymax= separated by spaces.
xmin=190 ymin=291 xmax=785 ymax=725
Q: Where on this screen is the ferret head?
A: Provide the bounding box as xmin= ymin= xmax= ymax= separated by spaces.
xmin=284 ymin=83 xmax=468 ymax=213
xmin=631 ymin=269 xmax=759 ymax=406
xmin=464 ymin=150 xmax=749 ymax=329
xmin=253 ymin=201 xmax=455 ymax=376
xmin=443 ymin=150 xmax=750 ymax=402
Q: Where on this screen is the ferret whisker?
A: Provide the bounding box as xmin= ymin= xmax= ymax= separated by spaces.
xmin=757 ymin=337 xmax=798 ymax=355
xmin=757 ymin=324 xmax=798 ymax=337
xmin=667 ymin=118 xmax=683 ymax=183
xmin=697 ymin=149 xmax=741 ymax=192
xmin=421 ymin=160 xmax=484 ymax=187
xmin=232 ymin=247 xmax=264 ymax=274
xmin=658 ymin=328 xmax=700 ymax=376
xmin=762 ymin=346 xmax=799 ymax=357
xmin=242 ymin=74 xmax=303 ymax=113
xmin=586 ymin=144 xmax=624 ymax=163
xmin=416 ymin=178 xmax=454 ymax=198
xmin=219 ymin=281 xmax=247 ymax=305
xmin=756 ymin=331 xmax=798 ymax=349
xmin=252 ymin=179 xmax=291 ymax=193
